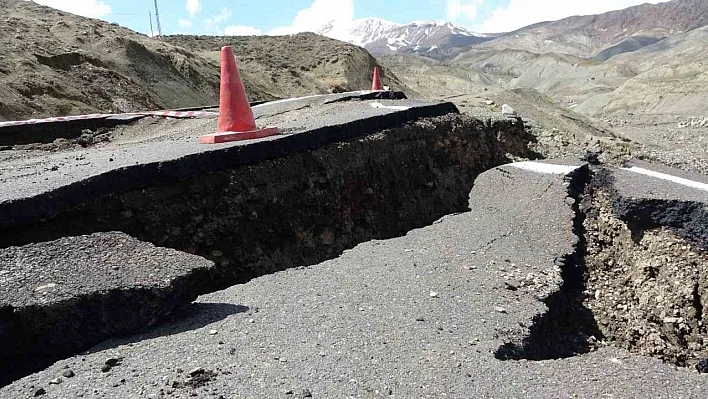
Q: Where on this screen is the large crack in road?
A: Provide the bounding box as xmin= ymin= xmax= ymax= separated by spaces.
xmin=0 ymin=112 xmax=536 ymax=386
xmin=2 ymin=94 xmax=707 ymax=395
xmin=495 ymin=164 xmax=604 ymax=361
xmin=6 ymin=159 xmax=708 ymax=398
xmin=495 ymin=164 xmax=708 ymax=371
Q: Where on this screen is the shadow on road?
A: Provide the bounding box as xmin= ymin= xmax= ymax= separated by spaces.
xmin=1 ymin=302 xmax=248 ymax=388
xmin=89 ymin=302 xmax=250 ymax=352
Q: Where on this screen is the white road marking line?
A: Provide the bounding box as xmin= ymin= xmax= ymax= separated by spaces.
xmin=506 ymin=161 xmax=579 ymax=175
xmin=622 ymin=167 xmax=708 ymax=192
xmin=369 ymin=102 xmax=411 ymax=111
xmin=253 ymin=91 xmax=373 ymax=107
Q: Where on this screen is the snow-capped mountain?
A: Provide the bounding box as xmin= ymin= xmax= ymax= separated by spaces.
xmin=317 ymin=18 xmax=490 ymax=56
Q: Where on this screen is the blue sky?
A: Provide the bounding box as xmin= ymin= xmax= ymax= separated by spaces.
xmin=35 ymin=0 xmax=670 ymax=36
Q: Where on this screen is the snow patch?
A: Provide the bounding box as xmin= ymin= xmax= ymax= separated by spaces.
xmin=316 ymin=18 xmax=487 ymax=51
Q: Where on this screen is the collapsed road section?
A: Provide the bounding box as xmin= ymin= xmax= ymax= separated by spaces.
xmin=0 ymin=93 xmax=538 ymax=384
xmin=4 ymin=161 xmax=708 ymax=398
xmin=583 ymin=161 xmax=708 ymax=368
xmin=0 ymin=232 xmax=216 ymax=385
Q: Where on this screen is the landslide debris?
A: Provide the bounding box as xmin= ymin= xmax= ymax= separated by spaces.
xmin=584 ymin=189 xmax=708 ymax=369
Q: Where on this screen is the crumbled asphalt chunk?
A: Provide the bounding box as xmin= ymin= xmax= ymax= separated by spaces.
xmin=188 ymin=367 xmax=205 ymax=377
xmin=105 ymin=357 xmax=122 ymax=367
xmin=171 ymin=369 xmax=217 ymax=389
xmin=0 ymin=232 xmax=214 ymax=383
xmin=697 ymin=359 xmax=708 ymax=374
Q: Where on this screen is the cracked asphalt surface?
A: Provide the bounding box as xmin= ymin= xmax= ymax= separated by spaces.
xmin=5 ymin=161 xmax=707 ymax=398
xmin=611 ymin=160 xmax=708 ymax=249
xmin=0 ymin=232 xmax=215 ymax=385
xmin=0 ymin=232 xmax=213 ymax=308
xmin=0 ymin=96 xmax=451 ymax=205
xmin=0 ymin=97 xmax=456 ymax=231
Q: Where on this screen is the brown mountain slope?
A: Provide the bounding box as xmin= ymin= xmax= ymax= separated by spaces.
xmin=164 ymin=34 xmax=406 ymax=100
xmin=0 ymin=0 xmax=400 ymax=121
xmin=474 ymin=0 xmax=708 ymax=58
xmin=508 ymin=53 xmax=635 ymax=105
xmin=577 ymin=25 xmax=708 ymax=116
xmin=379 ymin=53 xmax=495 ymax=97
xmin=0 ymin=0 xmax=227 ymax=121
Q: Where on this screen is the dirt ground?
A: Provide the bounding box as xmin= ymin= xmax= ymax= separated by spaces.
xmin=584 ymin=190 xmax=708 ymax=368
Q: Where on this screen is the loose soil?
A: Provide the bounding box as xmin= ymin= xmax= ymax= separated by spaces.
xmin=584 ymin=190 xmax=708 ymax=369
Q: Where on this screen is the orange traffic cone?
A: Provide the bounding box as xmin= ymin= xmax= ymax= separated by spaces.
xmin=371 ymin=66 xmax=382 ymax=91
xmin=199 ymin=46 xmax=278 ymax=144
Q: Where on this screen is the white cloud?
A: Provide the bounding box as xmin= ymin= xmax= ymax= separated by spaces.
xmin=474 ymin=0 xmax=671 ymax=33
xmin=446 ymin=0 xmax=483 ymax=22
xmin=269 ymin=0 xmax=354 ymax=35
xmin=31 ymin=0 xmax=111 ymax=18
xmin=224 ymin=25 xmax=263 ymax=36
xmin=186 ymin=0 xmax=200 ymax=16
xmin=204 ymin=7 xmax=232 ymax=27
xmin=178 ymin=18 xmax=193 ymax=28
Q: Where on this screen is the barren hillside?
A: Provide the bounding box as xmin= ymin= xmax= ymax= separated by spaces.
xmin=380 ymin=54 xmax=495 ymax=98
xmin=578 ymin=25 xmax=708 ymax=116
xmin=164 ymin=34 xmax=406 ymax=100
xmin=0 ymin=0 xmax=401 ymax=121
xmin=476 ymin=0 xmax=708 ymax=57
xmin=0 ymin=0 xmax=227 ymax=121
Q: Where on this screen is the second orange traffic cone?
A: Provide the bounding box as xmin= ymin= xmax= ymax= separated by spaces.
xmin=199 ymin=46 xmax=278 ymax=144
xmin=371 ymin=66 xmax=382 ymax=91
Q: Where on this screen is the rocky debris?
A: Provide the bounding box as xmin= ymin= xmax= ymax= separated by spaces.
xmin=602 ymin=114 xmax=708 ymax=176
xmin=697 ymin=359 xmax=708 ymax=373
xmin=678 ymin=117 xmax=708 ymax=129
xmin=584 ymin=190 xmax=708 ymax=367
xmin=171 ymin=368 xmax=217 ymax=389
xmin=0 ymin=232 xmax=215 ymax=385
xmin=501 ymin=104 xmax=517 ymax=117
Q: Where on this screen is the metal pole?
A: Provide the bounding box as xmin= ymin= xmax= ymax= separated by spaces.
xmin=149 ymin=11 xmax=154 ymax=37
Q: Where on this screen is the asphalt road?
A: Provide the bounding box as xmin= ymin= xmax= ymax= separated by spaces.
xmin=0 ymin=97 xmax=456 ymax=228
xmin=610 ymin=160 xmax=708 ymax=249
xmin=0 ymin=232 xmax=215 ymax=385
xmin=5 ymin=160 xmax=707 ymax=398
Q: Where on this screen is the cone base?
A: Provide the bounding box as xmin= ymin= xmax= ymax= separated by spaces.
xmin=199 ymin=127 xmax=279 ymax=144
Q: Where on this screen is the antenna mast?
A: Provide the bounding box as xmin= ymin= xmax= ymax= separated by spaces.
xmin=153 ymin=0 xmax=163 ymax=37
xmin=149 ymin=11 xmax=154 ymax=37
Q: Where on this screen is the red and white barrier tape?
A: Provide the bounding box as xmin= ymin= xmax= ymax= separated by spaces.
xmin=0 ymin=110 xmax=218 ymax=128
